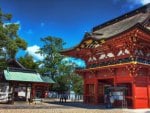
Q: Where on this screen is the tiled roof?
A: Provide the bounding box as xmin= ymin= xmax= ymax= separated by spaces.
xmin=92 ymin=3 xmax=150 ymax=39
xmin=4 ymin=69 xmax=55 ymax=83
xmin=93 ymin=12 xmax=149 ymax=39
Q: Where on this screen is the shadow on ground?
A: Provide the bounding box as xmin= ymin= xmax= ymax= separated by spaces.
xmin=0 ymin=101 xmax=117 ymax=110
xmin=46 ymin=101 xmax=106 ymax=109
xmin=0 ymin=101 xmax=107 ymax=110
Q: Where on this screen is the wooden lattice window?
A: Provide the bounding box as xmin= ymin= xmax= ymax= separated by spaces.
xmin=86 ymin=84 xmax=94 ymax=95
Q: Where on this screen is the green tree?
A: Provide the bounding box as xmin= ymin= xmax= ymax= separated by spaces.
xmin=52 ymin=74 xmax=70 ymax=93
xmin=5 ymin=23 xmax=27 ymax=58
xmin=18 ymin=53 xmax=39 ymax=70
xmin=51 ymin=63 xmax=73 ymax=93
xmin=0 ymin=8 xmax=12 ymax=61
xmin=0 ymin=8 xmax=27 ymax=59
xmin=38 ymin=36 xmax=65 ymax=79
xmin=0 ymin=8 xmax=12 ymax=25
xmin=0 ymin=9 xmax=12 ymax=69
xmin=71 ymin=74 xmax=83 ymax=95
xmin=61 ymin=62 xmax=83 ymax=95
xmin=53 ymin=61 xmax=83 ymax=95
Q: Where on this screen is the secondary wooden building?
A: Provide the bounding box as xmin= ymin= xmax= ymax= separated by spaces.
xmin=0 ymin=59 xmax=55 ymax=103
xmin=61 ymin=4 xmax=150 ymax=109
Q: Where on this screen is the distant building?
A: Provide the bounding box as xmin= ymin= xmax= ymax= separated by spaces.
xmin=61 ymin=4 xmax=150 ymax=109
xmin=0 ymin=59 xmax=55 ymax=103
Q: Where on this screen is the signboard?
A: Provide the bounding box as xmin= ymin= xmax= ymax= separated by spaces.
xmin=112 ymin=91 xmax=123 ymax=100
xmin=18 ymin=91 xmax=25 ymax=97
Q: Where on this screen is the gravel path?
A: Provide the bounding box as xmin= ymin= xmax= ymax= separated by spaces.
xmin=0 ymin=101 xmax=149 ymax=113
xmin=0 ymin=109 xmax=132 ymax=113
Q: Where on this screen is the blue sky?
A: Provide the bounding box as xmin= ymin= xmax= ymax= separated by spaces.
xmin=0 ymin=0 xmax=149 ymax=66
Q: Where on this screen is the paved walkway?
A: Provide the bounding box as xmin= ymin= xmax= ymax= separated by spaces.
xmin=0 ymin=100 xmax=150 ymax=113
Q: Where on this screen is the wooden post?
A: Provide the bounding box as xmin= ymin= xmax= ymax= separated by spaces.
xmin=132 ymin=83 xmax=136 ymax=109
xmin=31 ymin=83 xmax=35 ymax=99
xmin=83 ymin=79 xmax=86 ymax=103
xmin=11 ymin=83 xmax=15 ymax=104
xmin=94 ymin=79 xmax=98 ymax=105
xmin=147 ymin=84 xmax=150 ymax=108
xmin=25 ymin=84 xmax=28 ymax=101
xmin=147 ymin=74 xmax=150 ymax=108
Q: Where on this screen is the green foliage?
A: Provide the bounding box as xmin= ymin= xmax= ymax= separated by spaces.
xmin=0 ymin=8 xmax=12 ymax=25
xmin=5 ymin=24 xmax=27 ymax=58
xmin=38 ymin=36 xmax=65 ymax=79
xmin=0 ymin=60 xmax=7 ymax=71
xmin=0 ymin=8 xmax=27 ymax=59
xmin=51 ymin=63 xmax=71 ymax=92
xmin=6 ymin=38 xmax=18 ymax=58
xmin=71 ymin=74 xmax=83 ymax=95
xmin=60 ymin=62 xmax=83 ymax=95
xmin=52 ymin=61 xmax=83 ymax=95
xmin=15 ymin=37 xmax=27 ymax=50
xmin=18 ymin=53 xmax=38 ymax=70
xmin=52 ymin=74 xmax=70 ymax=93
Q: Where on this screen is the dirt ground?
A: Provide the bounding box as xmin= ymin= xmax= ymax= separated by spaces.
xmin=0 ymin=100 xmax=149 ymax=113
xmin=0 ymin=109 xmax=133 ymax=113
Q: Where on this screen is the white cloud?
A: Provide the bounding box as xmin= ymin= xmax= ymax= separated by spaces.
xmin=114 ymin=0 xmax=150 ymax=5
xmin=4 ymin=20 xmax=20 ymax=25
xmin=113 ymin=0 xmax=150 ymax=10
xmin=26 ymin=45 xmax=44 ymax=61
xmin=3 ymin=20 xmax=21 ymax=30
xmin=140 ymin=0 xmax=150 ymax=5
xmin=129 ymin=0 xmax=150 ymax=5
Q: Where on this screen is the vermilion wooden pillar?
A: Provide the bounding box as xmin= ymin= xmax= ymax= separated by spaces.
xmin=132 ymin=83 xmax=136 ymax=109
xmin=83 ymin=79 xmax=87 ymax=103
xmin=94 ymin=79 xmax=98 ymax=104
xmin=147 ymin=84 xmax=150 ymax=108
xmin=31 ymin=84 xmax=35 ymax=99
xmin=147 ymin=73 xmax=150 ymax=108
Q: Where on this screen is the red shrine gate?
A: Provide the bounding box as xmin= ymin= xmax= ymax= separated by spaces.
xmin=61 ymin=4 xmax=150 ymax=109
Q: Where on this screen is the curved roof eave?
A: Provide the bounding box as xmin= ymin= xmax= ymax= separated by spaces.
xmin=61 ymin=23 xmax=150 ymax=55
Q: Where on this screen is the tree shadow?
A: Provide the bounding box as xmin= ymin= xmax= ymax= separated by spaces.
xmin=46 ymin=101 xmax=107 ymax=109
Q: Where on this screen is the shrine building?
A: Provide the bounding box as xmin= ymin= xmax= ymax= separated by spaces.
xmin=0 ymin=59 xmax=55 ymax=103
xmin=61 ymin=4 xmax=150 ymax=109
